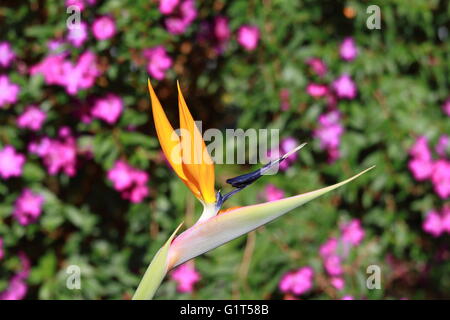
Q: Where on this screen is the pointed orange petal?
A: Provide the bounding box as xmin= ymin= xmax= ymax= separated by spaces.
xmin=148 ymin=79 xmax=201 ymax=199
xmin=177 ymin=82 xmax=216 ymax=204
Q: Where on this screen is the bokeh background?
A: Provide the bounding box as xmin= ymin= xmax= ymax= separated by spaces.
xmin=1 ymin=0 xmax=449 ymax=300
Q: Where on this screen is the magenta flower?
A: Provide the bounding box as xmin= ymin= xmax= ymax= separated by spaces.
xmin=408 ymin=137 xmax=434 ymax=181
xmin=320 ymin=237 xmax=338 ymax=257
xmin=0 ymin=237 xmax=3 ymax=260
xmin=314 ymin=110 xmax=344 ymax=163
xmin=436 ymin=135 xmax=449 ymax=157
xmin=91 ymin=94 xmax=123 ymax=124
xmin=332 ymin=74 xmax=357 ymax=99
xmin=423 ymin=210 xmax=444 ymax=237
xmin=92 ymin=16 xmax=116 ymax=40
xmin=267 ymin=137 xmax=299 ymax=171
xmin=29 ymin=129 xmax=77 ymax=176
xmin=143 ymin=46 xmax=172 ymax=80
xmin=264 ymin=184 xmax=285 ymax=202
xmin=279 ymin=267 xmax=314 ymax=296
xmin=442 ymin=207 xmax=450 ymax=233
xmin=0 ymin=75 xmax=20 ymax=107
xmin=331 ymin=277 xmax=345 ymax=290
xmin=13 ymin=189 xmax=44 ymax=226
xmin=0 ymin=253 xmax=30 ymax=300
xmin=237 ymin=25 xmax=260 ymax=51
xmin=339 ymin=37 xmax=358 ymax=61
xmin=0 ymin=42 xmax=15 ymax=67
xmin=306 ymin=57 xmax=327 ymax=77
xmin=169 ymin=262 xmax=201 ymax=293
xmin=0 ymin=145 xmax=25 ymax=179
xmin=324 ymin=255 xmax=343 ymax=276
xmin=17 ymin=105 xmax=47 ymax=131
xmin=341 ymin=219 xmax=365 ymax=246
xmin=306 ymin=83 xmax=328 ymax=98
xmin=164 ymin=0 xmax=197 ymax=35
xmin=214 ymin=16 xmax=231 ymax=42
xmin=107 ymin=160 xmax=149 ymax=203
xmin=159 ymin=0 xmax=179 ymax=14
xmin=67 ymin=22 xmax=88 ymax=47
xmin=443 ymin=99 xmax=450 ymax=117
xmin=410 ymin=136 xmax=432 ymax=161
xmin=341 ymin=295 xmax=354 ymax=300
xmin=31 ymin=51 xmax=100 ymax=95
xmin=431 ymin=159 xmax=450 ymax=199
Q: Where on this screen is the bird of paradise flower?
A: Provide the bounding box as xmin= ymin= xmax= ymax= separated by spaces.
xmin=132 ymin=80 xmax=375 ymax=300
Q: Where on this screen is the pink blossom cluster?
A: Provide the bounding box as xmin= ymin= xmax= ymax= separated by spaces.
xmin=237 ymin=25 xmax=260 ymax=51
xmin=0 ymin=41 xmax=15 ymax=67
xmin=17 ymin=105 xmax=47 ymax=131
xmin=65 ymin=0 xmax=97 ymax=11
xmin=198 ymin=16 xmax=231 ymax=53
xmin=91 ymin=94 xmax=124 ymax=124
xmin=159 ymin=0 xmax=197 ymax=35
xmin=313 ymin=110 xmax=344 ymax=163
xmin=263 ymin=184 xmax=285 ymax=202
xmin=0 ymin=253 xmax=30 ymax=300
xmin=320 ymin=219 xmax=365 ymax=290
xmin=0 ymin=145 xmax=25 ymax=179
xmin=332 ymin=73 xmax=357 ymax=99
xmin=0 ymin=75 xmax=20 ymax=108
xmin=279 ymin=266 xmax=314 ymax=296
xmin=443 ymin=98 xmax=450 ymax=117
xmin=29 ymin=127 xmax=77 ymax=176
xmin=267 ymin=137 xmax=299 ymax=171
xmin=92 ymin=16 xmax=116 ymax=40
xmin=143 ymin=46 xmax=173 ymax=80
xmin=30 ymin=51 xmax=101 ymax=95
xmin=339 ymin=37 xmax=358 ymax=61
xmin=422 ymin=207 xmax=450 ymax=237
xmin=170 ymin=262 xmax=201 ymax=293
xmin=107 ymin=160 xmax=149 ymax=203
xmin=13 ymin=189 xmax=45 ymax=226
xmin=408 ymin=136 xmax=450 ymax=199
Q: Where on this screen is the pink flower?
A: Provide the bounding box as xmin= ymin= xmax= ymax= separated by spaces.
xmin=314 ymin=110 xmax=344 ymax=162
xmin=441 ymin=207 xmax=450 ymax=233
xmin=92 ymin=16 xmax=116 ymax=40
xmin=107 ymin=161 xmax=149 ymax=203
xmin=341 ymin=295 xmax=354 ymax=300
xmin=340 ymin=37 xmax=358 ymax=61
xmin=17 ymin=105 xmax=47 ymax=131
xmin=436 ymin=135 xmax=449 ymax=157
xmin=0 ymin=237 xmax=4 ymax=260
xmin=267 ymin=137 xmax=298 ymax=171
xmin=0 ymin=42 xmax=15 ymax=67
xmin=65 ymin=0 xmax=97 ymax=10
xmin=29 ymin=129 xmax=77 ymax=176
xmin=67 ymin=22 xmax=88 ymax=47
xmin=170 ymin=262 xmax=201 ymax=293
xmin=31 ymin=51 xmax=100 ymax=95
xmin=237 ymin=25 xmax=260 ymax=51
xmin=0 ymin=145 xmax=25 ymax=179
xmin=423 ymin=210 xmax=443 ymax=237
xmin=332 ymin=74 xmax=357 ymax=99
xmin=214 ymin=16 xmax=230 ymax=42
xmin=143 ymin=46 xmax=172 ymax=80
xmin=306 ymin=83 xmax=328 ymax=98
xmin=279 ymin=267 xmax=314 ymax=295
xmin=159 ymin=0 xmax=179 ymax=14
xmin=320 ymin=238 xmax=338 ymax=257
xmin=331 ymin=277 xmax=345 ymax=290
xmin=0 ymin=253 xmax=30 ymax=300
xmin=324 ymin=255 xmax=343 ymax=276
xmin=13 ymin=189 xmax=44 ymax=226
xmin=91 ymin=94 xmax=123 ymax=124
xmin=409 ymin=136 xmax=432 ymax=160
xmin=341 ymin=219 xmax=365 ymax=246
xmin=442 ymin=98 xmax=450 ymax=117
xmin=408 ymin=158 xmax=434 ymax=181
xmin=431 ymin=159 xmax=450 ymax=199
xmin=306 ymin=57 xmax=327 ymax=77
xmin=0 ymin=75 xmax=20 ymax=107
xmin=164 ymin=0 xmax=197 ymax=35
xmin=264 ymin=184 xmax=285 ymax=202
